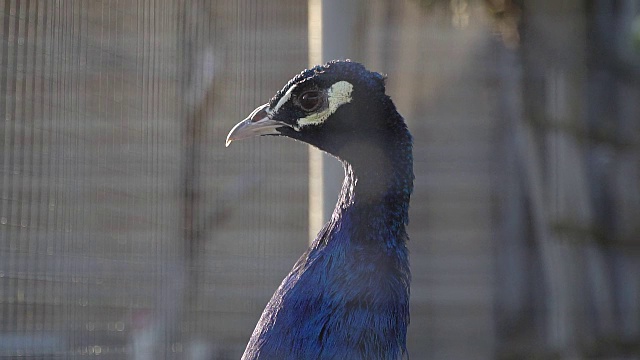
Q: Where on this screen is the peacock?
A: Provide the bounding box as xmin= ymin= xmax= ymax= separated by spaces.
xmin=226 ymin=60 xmax=414 ymax=360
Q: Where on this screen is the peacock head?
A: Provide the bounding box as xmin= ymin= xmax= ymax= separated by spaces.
xmin=226 ymin=60 xmax=408 ymax=166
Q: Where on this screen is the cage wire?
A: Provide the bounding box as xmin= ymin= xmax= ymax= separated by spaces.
xmin=2 ymin=0 xmax=640 ymax=359
xmin=0 ymin=0 xmax=309 ymax=358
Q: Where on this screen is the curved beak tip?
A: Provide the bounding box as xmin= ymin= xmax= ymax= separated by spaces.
xmin=224 ymin=104 xmax=290 ymax=148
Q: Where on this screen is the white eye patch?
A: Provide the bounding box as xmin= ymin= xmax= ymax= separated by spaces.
xmin=294 ymin=81 xmax=353 ymax=130
xmin=270 ymin=84 xmax=297 ymax=114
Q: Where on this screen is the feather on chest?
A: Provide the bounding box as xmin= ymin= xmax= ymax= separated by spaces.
xmin=242 ymin=208 xmax=410 ymax=360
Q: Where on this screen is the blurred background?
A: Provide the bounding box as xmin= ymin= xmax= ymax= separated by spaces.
xmin=1 ymin=0 xmax=639 ymax=359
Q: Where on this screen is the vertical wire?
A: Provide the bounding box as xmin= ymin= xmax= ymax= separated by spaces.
xmin=68 ymin=0 xmax=78 ymax=347
xmin=234 ymin=0 xmax=245 ymax=314
xmin=113 ymin=1 xmax=122 ymax=334
xmin=68 ymin=6 xmax=79 ymax=348
xmin=150 ymin=1 xmax=168 ymax=356
xmin=159 ymin=0 xmax=174 ymax=352
xmin=143 ymin=0 xmax=155 ymax=334
xmin=14 ymin=0 xmax=31 ymax=347
xmin=21 ymin=0 xmax=38 ymax=352
xmin=195 ymin=0 xmax=202 ymax=339
xmin=189 ymin=0 xmax=199 ymax=338
xmin=80 ymin=0 xmax=91 ymax=354
xmin=0 ymin=0 xmax=11 ymax=342
xmin=90 ymin=0 xmax=102 ymax=351
xmin=13 ymin=0 xmax=24 ymax=343
xmin=152 ymin=0 xmax=163 ymax=353
xmin=158 ymin=1 xmax=169 ymax=353
xmin=43 ymin=0 xmax=56 ymax=344
xmin=32 ymin=0 xmax=46 ymax=346
xmin=132 ymin=0 xmax=141 ymax=344
xmin=22 ymin=0 xmax=36 ymax=350
xmin=191 ymin=0 xmax=201 ymax=337
xmin=0 ymin=2 xmax=11 ymax=257
xmin=3 ymin=0 xmax=20 ymax=340
xmin=143 ymin=0 xmax=155 ymax=350
xmin=99 ymin=0 xmax=109 ymax=347
xmin=0 ymin=0 xmax=11 ymax=267
xmin=25 ymin=0 xmax=39 ymax=349
xmin=16 ymin=0 xmax=29 ymax=279
xmin=62 ymin=0 xmax=73 ymax=353
xmin=124 ymin=0 xmax=134 ymax=348
xmin=77 ymin=0 xmax=87 ymax=351
xmin=51 ymin=0 xmax=61 ymax=340
xmin=142 ymin=0 xmax=154 ymax=329
xmin=251 ymin=0 xmax=265 ymax=299
xmin=71 ymin=0 xmax=80 ymax=351
xmin=68 ymin=0 xmax=78 ymax=348
xmin=199 ymin=0 xmax=207 ymax=339
xmin=179 ymin=0 xmax=191 ymax=340
xmin=56 ymin=0 xmax=64 ymax=342
xmin=154 ymin=5 xmax=164 ymax=340
xmin=127 ymin=0 xmax=138 ymax=348
xmin=53 ymin=1 xmax=62 ymax=340
xmin=96 ymin=0 xmax=106 ymax=354
xmin=58 ymin=0 xmax=71 ymax=353
xmin=42 ymin=0 xmax=55 ymax=338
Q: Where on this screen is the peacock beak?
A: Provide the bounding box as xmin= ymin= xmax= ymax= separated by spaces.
xmin=225 ymin=104 xmax=291 ymax=147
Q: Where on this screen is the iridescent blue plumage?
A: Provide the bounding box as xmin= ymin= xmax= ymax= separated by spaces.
xmin=230 ymin=60 xmax=414 ymax=360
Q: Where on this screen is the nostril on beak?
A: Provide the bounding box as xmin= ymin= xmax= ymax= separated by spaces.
xmin=251 ymin=107 xmax=269 ymax=123
xmin=246 ymin=104 xmax=270 ymax=123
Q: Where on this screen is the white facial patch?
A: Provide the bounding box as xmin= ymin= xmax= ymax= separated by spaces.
xmin=270 ymin=84 xmax=297 ymax=114
xmin=295 ymin=81 xmax=353 ymax=130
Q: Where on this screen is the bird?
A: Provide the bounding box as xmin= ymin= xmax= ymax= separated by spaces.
xmin=226 ymin=60 xmax=414 ymax=360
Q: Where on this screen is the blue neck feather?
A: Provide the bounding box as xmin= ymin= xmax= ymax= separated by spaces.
xmin=243 ymin=113 xmax=414 ymax=360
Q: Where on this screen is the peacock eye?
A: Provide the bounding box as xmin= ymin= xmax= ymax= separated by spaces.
xmin=298 ymin=91 xmax=322 ymax=112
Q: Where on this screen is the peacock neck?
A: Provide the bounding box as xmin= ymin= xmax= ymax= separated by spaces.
xmin=331 ymin=139 xmax=414 ymax=247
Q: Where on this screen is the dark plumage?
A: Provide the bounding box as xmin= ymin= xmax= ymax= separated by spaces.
xmin=226 ymin=60 xmax=414 ymax=360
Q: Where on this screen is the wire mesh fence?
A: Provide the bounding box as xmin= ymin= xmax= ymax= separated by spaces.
xmin=0 ymin=1 xmax=309 ymax=358
xmin=1 ymin=0 xmax=639 ymax=359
